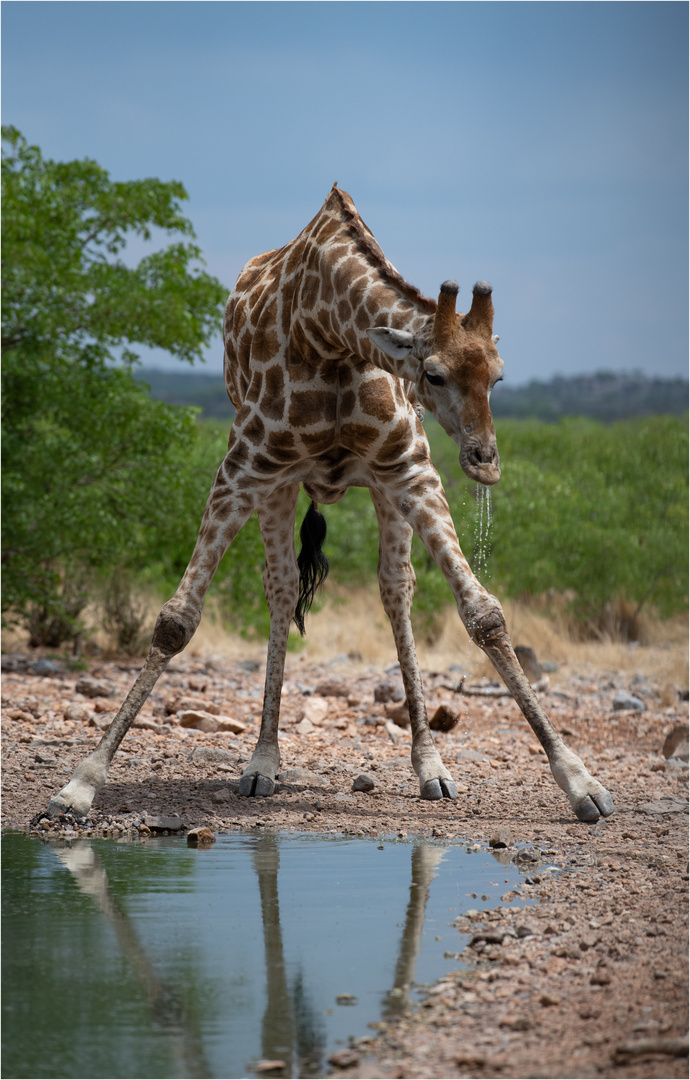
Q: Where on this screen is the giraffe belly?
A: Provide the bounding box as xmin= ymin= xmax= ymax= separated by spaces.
xmin=302 ymin=449 xmax=367 ymax=505
xmin=302 ymin=481 xmax=349 ymax=505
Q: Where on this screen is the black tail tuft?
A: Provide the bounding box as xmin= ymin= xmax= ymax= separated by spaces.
xmin=294 ymin=501 xmax=330 ymax=636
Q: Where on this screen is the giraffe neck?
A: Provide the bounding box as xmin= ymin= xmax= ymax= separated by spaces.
xmin=294 ymin=186 xmax=436 ymax=380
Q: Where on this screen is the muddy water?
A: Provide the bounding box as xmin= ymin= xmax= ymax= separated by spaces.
xmin=2 ymin=831 xmax=530 ymax=1079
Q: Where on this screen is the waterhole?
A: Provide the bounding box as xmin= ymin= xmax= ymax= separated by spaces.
xmin=2 ymin=830 xmax=532 ymax=1079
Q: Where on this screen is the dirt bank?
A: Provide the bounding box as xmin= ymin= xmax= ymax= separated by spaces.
xmin=2 ymin=643 xmax=688 ymax=1079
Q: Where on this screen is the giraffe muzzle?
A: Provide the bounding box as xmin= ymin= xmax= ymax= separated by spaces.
xmin=461 ymin=444 xmax=501 ymax=486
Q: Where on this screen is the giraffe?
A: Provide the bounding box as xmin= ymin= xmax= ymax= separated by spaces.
xmin=45 ymin=184 xmax=614 ymax=824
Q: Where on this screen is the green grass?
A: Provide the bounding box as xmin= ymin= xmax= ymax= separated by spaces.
xmin=170 ymin=414 xmax=687 ymax=639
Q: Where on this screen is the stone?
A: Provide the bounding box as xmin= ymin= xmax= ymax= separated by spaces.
xmin=215 ymin=715 xmax=246 ymax=734
xmin=636 ymin=796 xmax=689 ymax=815
xmin=455 ymin=1052 xmax=487 ymax=1067
xmin=166 ymin=695 xmax=215 ymax=714
xmin=30 ymin=659 xmax=62 ymax=675
xmin=75 ymin=676 xmax=116 ymax=698
xmin=301 ymin=696 xmax=329 ymax=725
xmin=295 ymin=718 xmax=315 ymax=736
xmin=178 ymin=710 xmax=219 ymax=733
xmin=238 ymin=659 xmax=261 ymax=673
xmin=374 ymin=680 xmax=405 ymax=703
xmin=254 ymin=1061 xmax=286 ymax=1073
xmin=34 ymin=751 xmax=57 ymax=765
xmin=187 ymin=676 xmax=207 ymax=692
xmin=63 ymin=702 xmax=92 ymax=724
xmin=1 ymin=653 xmax=30 ymax=672
xmin=186 ymin=826 xmax=216 ymax=846
xmin=212 ymin=788 xmax=232 ymax=804
xmin=539 ymin=993 xmax=560 ymax=1007
xmin=590 ymin=968 xmax=612 ymax=985
xmin=612 ymin=692 xmax=646 ymax=712
xmin=278 ymin=767 xmax=329 ymax=786
xmin=328 ymin=1049 xmax=360 ymax=1068
xmin=189 ymin=747 xmax=237 ymax=766
xmin=429 ymin=704 xmax=459 ymax=732
xmin=384 ymin=701 xmax=410 ymax=727
xmin=313 ymin=680 xmax=349 ymax=697
xmin=335 ymin=993 xmax=358 ymax=1006
xmin=142 ymin=813 xmax=183 ymax=832
xmin=385 ymin=720 xmax=401 ymax=743
xmin=470 ymin=930 xmax=506 ymax=946
xmin=489 ymin=826 xmax=514 ymax=849
xmin=352 ymin=773 xmax=376 ymax=793
xmin=662 ymin=724 xmax=689 ymax=761
xmin=515 ymin=645 xmax=542 ymax=683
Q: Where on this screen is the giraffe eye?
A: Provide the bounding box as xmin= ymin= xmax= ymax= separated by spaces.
xmin=425 ymin=372 xmax=445 ymax=387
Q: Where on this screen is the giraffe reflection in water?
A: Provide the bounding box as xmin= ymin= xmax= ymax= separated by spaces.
xmin=54 ymin=843 xmax=212 ymax=1080
xmin=251 ymin=835 xmax=326 ymax=1077
xmin=53 ymin=836 xmax=461 ymax=1078
xmin=382 ymin=843 xmax=446 ymax=1018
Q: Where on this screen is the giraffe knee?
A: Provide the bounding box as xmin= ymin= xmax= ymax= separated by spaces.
xmin=151 ymin=605 xmax=199 ymax=656
xmin=466 ymin=600 xmax=507 ymax=648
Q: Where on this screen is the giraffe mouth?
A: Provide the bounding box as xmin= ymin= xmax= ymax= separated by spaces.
xmin=461 ymin=445 xmax=501 ymax=486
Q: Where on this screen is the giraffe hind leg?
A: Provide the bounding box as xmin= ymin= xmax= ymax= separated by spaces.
xmin=239 ymin=486 xmax=301 ymax=798
xmin=371 ymin=489 xmax=458 ymax=801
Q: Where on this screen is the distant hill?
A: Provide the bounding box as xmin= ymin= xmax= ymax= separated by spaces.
xmin=135 ymin=367 xmax=688 ymax=423
xmin=490 ymin=371 xmax=689 ymax=422
xmin=135 ymin=368 xmax=234 ymax=419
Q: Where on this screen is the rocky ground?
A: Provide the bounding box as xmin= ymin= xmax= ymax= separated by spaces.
xmin=1 ymin=645 xmax=688 ymax=1079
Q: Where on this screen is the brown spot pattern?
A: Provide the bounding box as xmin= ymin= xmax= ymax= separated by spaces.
xmin=243 ymin=413 xmax=266 ymax=445
xmin=340 ymin=422 xmax=379 ymax=454
xmin=339 ymin=389 xmax=356 ymax=418
xmin=301 ymin=429 xmax=335 ymax=455
xmin=288 ymin=390 xmax=335 ymax=427
xmin=266 ymin=430 xmax=299 ymax=461
xmin=359 ymin=378 xmax=396 ymax=421
xmin=263 ymin=365 xmax=286 ymax=421
xmin=377 ymin=418 xmax=413 ymax=463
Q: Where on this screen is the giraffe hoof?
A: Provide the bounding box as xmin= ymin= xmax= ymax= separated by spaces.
xmin=421 ymin=778 xmax=458 ymax=801
xmin=238 ymin=773 xmax=275 ymax=798
xmin=574 ymin=796 xmax=600 ymax=823
xmin=593 ymin=790 xmax=615 ymax=817
xmin=574 ymin=787 xmax=615 ymax=822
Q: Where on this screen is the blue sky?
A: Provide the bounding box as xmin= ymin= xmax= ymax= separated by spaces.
xmin=3 ymin=1 xmax=688 ymax=384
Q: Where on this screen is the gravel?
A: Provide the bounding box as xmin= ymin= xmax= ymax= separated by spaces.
xmin=2 ymin=648 xmax=688 ymax=1079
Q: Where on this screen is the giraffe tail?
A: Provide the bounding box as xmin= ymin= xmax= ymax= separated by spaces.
xmin=294 ymin=500 xmax=330 ymax=636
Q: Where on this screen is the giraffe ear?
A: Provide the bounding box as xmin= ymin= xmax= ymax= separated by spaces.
xmin=367 ymin=327 xmax=415 ymax=360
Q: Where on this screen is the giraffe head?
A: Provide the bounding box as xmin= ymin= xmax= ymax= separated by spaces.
xmin=367 ymin=281 xmax=504 ymax=485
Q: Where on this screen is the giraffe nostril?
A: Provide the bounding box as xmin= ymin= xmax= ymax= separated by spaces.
xmin=467 ymin=445 xmax=499 ymax=468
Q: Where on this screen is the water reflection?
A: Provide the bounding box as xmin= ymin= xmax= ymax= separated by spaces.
xmin=251 ymin=836 xmax=325 ymax=1076
xmin=2 ymin=832 xmax=527 ymax=1079
xmin=54 ymin=843 xmax=212 ymax=1079
xmin=382 ymin=844 xmax=445 ymax=1017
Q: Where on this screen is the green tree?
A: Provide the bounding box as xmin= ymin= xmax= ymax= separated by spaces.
xmin=1 ymin=127 xmax=228 ymax=643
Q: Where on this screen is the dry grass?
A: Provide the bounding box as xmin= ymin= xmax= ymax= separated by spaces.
xmin=191 ymin=584 xmax=689 ymax=687
xmin=3 ymin=585 xmax=687 ymax=691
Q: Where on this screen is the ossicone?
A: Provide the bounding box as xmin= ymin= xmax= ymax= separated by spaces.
xmin=434 ymin=280 xmax=459 ymax=348
xmin=463 ymin=280 xmax=494 ymax=335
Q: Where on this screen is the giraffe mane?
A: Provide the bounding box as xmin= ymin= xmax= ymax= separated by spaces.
xmin=329 ymin=186 xmax=437 ymax=317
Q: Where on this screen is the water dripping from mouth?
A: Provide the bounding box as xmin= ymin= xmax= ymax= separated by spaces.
xmin=472 ymin=482 xmax=493 ymax=583
xmin=460 ymin=484 xmax=494 ymax=727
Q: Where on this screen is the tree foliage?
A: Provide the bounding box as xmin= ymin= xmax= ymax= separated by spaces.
xmin=1 ymin=128 xmax=228 ymax=640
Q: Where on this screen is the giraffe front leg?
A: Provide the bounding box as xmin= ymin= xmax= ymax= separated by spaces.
xmin=394 ymin=468 xmax=614 ymax=823
xmin=44 ymin=448 xmax=263 ymax=820
xmin=371 ymin=489 xmax=457 ymax=801
xmin=239 ymin=486 xmax=301 ymax=798
xmin=473 ymin=603 xmax=614 ymax=821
